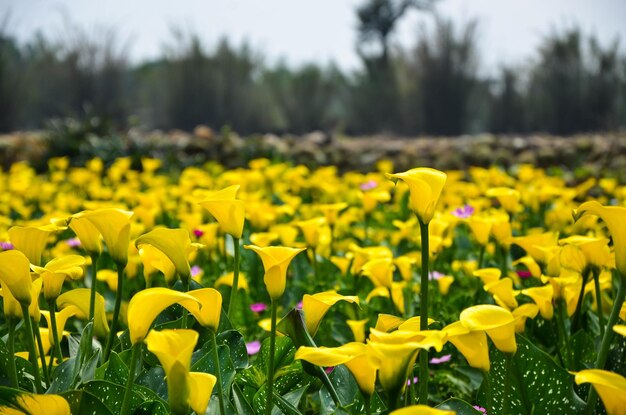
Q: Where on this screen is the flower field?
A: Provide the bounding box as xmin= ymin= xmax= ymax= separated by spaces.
xmin=1 ymin=156 xmax=625 ymax=415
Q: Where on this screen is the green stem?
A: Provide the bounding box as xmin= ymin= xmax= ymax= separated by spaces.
xmin=418 ymin=220 xmax=430 ymax=405
xmin=104 ymin=262 xmax=126 ymax=362
xmin=181 ymin=275 xmax=190 ymax=328
xmin=364 ymin=394 xmax=371 ymax=415
xmin=120 ymin=343 xmax=141 ymax=415
xmin=227 ymin=237 xmax=241 ymax=318
xmin=555 ymin=299 xmax=571 ymax=368
xmin=593 ymin=267 xmax=605 ymax=337
xmin=210 ymin=330 xmax=226 ymax=415
xmin=7 ymin=319 xmax=18 ymax=388
xmin=485 ymin=371 xmax=492 ymax=414
xmin=20 ymin=304 xmax=43 ymax=393
xmin=88 ymin=253 xmax=100 ymax=323
xmin=478 ymin=245 xmax=485 ymax=269
xmin=585 ymin=272 xmax=626 ymax=415
xmin=572 ymin=268 xmax=591 ymax=334
xmin=32 ymin=322 xmax=49 ymax=387
xmin=266 ymin=299 xmax=278 ymax=415
xmin=48 ymin=300 xmax=64 ymax=370
xmin=500 ymin=245 xmax=509 ymax=277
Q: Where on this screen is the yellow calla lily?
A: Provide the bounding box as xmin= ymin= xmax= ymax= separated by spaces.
xmin=0 ymin=392 xmax=70 ymax=415
xmin=390 ymin=405 xmax=455 ymax=415
xmin=444 ymin=321 xmax=490 ymax=372
xmin=386 ymin=167 xmax=447 ymax=224
xmin=347 ymin=319 xmax=369 ymax=343
xmin=138 ymin=244 xmax=177 ymax=284
xmin=185 ymin=288 xmax=222 ymax=332
xmin=1 ymin=281 xmax=23 ymax=319
xmin=8 ymin=224 xmax=59 ymax=266
xmin=198 ymin=185 xmax=245 ymax=239
xmin=484 ymin=278 xmax=518 ymax=310
xmin=574 ymin=369 xmax=626 ymax=415
xmin=361 ymin=258 xmax=395 ymax=288
xmin=243 ymin=245 xmax=306 ymax=299
xmin=31 ymin=255 xmax=86 ymax=301
xmin=513 ymin=231 xmax=559 ymax=264
xmin=295 ymin=342 xmax=378 ymax=396
xmin=468 ymin=214 xmax=493 ymax=246
xmin=72 ymin=208 xmax=133 ymax=266
xmin=296 ymin=217 xmax=327 ymax=249
xmin=0 ymin=250 xmax=33 ymax=305
xmin=614 ymin=325 xmax=626 ymax=337
xmin=68 ymin=216 xmax=102 ymax=255
xmin=126 ymin=287 xmax=201 ymax=344
xmin=559 ymin=235 xmax=611 ymax=270
xmin=574 ymin=201 xmax=626 ymax=276
xmin=374 ymin=314 xmax=406 ymax=332
xmin=41 ymin=306 xmax=79 ymax=346
xmin=512 ymin=303 xmax=539 ymax=333
xmin=486 ymin=187 xmax=521 ymax=213
xmin=214 ymin=271 xmax=249 ymax=292
xmin=367 ymin=339 xmax=421 ymax=399
xmin=144 ymin=329 xmax=216 ymax=415
xmin=136 ymin=227 xmax=193 ymax=282
xmin=521 ymin=284 xmax=554 ymax=320
xmin=302 ymin=291 xmax=359 ymax=336
xmin=473 ymin=268 xmax=501 ymax=285
xmin=513 ymin=256 xmax=542 ymax=278
xmin=460 ymin=304 xmax=517 ymax=354
xmin=56 ymin=288 xmax=109 ymax=337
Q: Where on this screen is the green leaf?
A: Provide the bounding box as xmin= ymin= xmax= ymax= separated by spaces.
xmin=232 ymin=383 xmax=255 ymax=415
xmin=104 ymin=352 xmax=129 ymax=385
xmin=478 ymin=335 xmax=585 ymax=414
xmin=258 ymin=336 xmax=296 ymax=374
xmin=135 ymin=366 xmax=168 ymax=401
xmin=272 ymin=386 xmax=307 ymax=415
xmin=133 ymin=400 xmax=170 ymax=415
xmin=318 ymin=365 xmax=358 ymax=413
xmin=48 ymin=358 xmax=76 ymax=394
xmin=252 ymin=370 xmax=307 ymax=414
xmin=81 ymin=379 xmax=165 ymax=414
xmin=192 ymin=343 xmax=236 ymax=394
xmin=60 ymin=389 xmax=114 ymax=415
xmin=436 ymin=398 xmax=484 ymax=414
xmin=217 ymin=329 xmax=249 ymax=369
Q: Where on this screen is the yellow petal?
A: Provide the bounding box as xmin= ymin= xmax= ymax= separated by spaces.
xmin=138 ymin=245 xmax=177 ymax=283
xmin=361 ymin=258 xmax=395 ymax=288
xmin=387 ymin=168 xmax=447 ymax=224
xmin=347 ymin=319 xmax=369 ymax=343
xmin=185 ymin=288 xmax=222 ymax=331
xmin=145 ymin=328 xmax=197 ymax=374
xmin=8 ymin=224 xmax=58 ymax=266
xmin=460 ymin=304 xmax=517 ymax=354
xmin=126 ymin=287 xmax=200 ymax=344
xmin=521 ymin=284 xmax=554 ymax=320
xmin=574 ymin=369 xmax=626 ymax=415
xmin=187 ymin=372 xmax=216 ymax=415
xmin=473 ymin=268 xmax=501 ymax=285
xmin=244 ymin=245 xmax=306 ymax=299
xmin=444 ymin=321 xmax=490 ymax=372
xmin=41 ymin=306 xmax=79 ymax=346
xmin=198 ymin=185 xmax=246 ymax=239
xmin=136 ymin=227 xmax=192 ymax=281
xmin=73 ymin=208 xmax=133 ymax=265
xmin=484 ymin=278 xmax=518 ymax=310
xmin=374 ymin=314 xmax=406 ymax=332
xmin=9 ymin=393 xmax=70 ymax=415
xmin=390 ymin=405 xmax=455 ymax=415
xmin=68 ymin=216 xmax=102 ymax=254
xmin=614 ymin=325 xmax=626 ymax=337
xmin=368 ymin=340 xmax=420 ymax=397
xmin=1 ymin=281 xmax=23 ymax=319
xmin=512 ymin=303 xmax=539 ymax=333
xmin=303 ymin=291 xmax=359 ymax=336
xmin=0 ymin=250 xmax=33 ymax=304
xmin=56 ymin=288 xmax=109 ymax=337
xmin=214 ymin=271 xmax=249 ymax=291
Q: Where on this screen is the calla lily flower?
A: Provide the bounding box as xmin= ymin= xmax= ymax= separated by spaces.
xmin=512 ymin=303 xmax=539 ymax=333
xmin=145 ymin=329 xmax=216 ymax=415
xmin=302 ymin=291 xmax=359 ymax=336
xmin=521 ymin=284 xmax=554 ymax=319
xmin=367 ymin=338 xmax=422 ymax=399
xmin=198 ymin=185 xmax=245 ymax=239
xmin=56 ymin=288 xmax=109 ymax=337
xmin=486 ymin=187 xmax=521 ymax=213
xmin=473 ymin=268 xmax=501 ymax=285
xmin=0 ymin=391 xmax=70 ymax=415
xmin=0 ymin=250 xmax=33 ymax=305
xmin=468 ymin=214 xmax=493 ymax=246
xmin=243 ymin=245 xmax=306 ymax=299
xmin=31 ymin=255 xmax=86 ymax=301
xmin=41 ymin=306 xmax=79 ymax=346
xmin=513 ymin=232 xmax=559 ymax=264
xmin=215 ymin=271 xmax=249 ymax=292
xmin=444 ymin=321 xmax=491 ymax=372
xmin=8 ymin=224 xmax=59 ymax=266
xmin=318 ymin=203 xmax=349 ymax=226
xmin=296 ymin=342 xmax=378 ymax=396
xmin=574 ymin=369 xmax=626 ymax=415
xmin=347 ymin=319 xmax=369 ymax=343
xmin=614 ymin=325 xmax=626 ymax=337
xmin=390 ymin=405 xmax=455 ymax=415
xmin=366 ymin=283 xmax=406 ymax=315
xmin=71 ymin=208 xmax=134 ymax=266
xmin=185 ymin=288 xmax=223 ymax=331
xmin=296 ymin=217 xmax=327 ymax=248
xmin=484 ymin=278 xmax=518 ymax=310
xmin=574 ymin=201 xmax=626 ymax=276
xmin=361 ymin=258 xmax=395 ymax=288
xmin=374 ymin=314 xmax=406 ymax=332
xmin=126 ymin=287 xmax=200 ymax=344
xmin=136 ymin=227 xmax=193 ymax=282
xmin=138 ymin=244 xmax=177 ymax=284
xmin=386 ymin=167 xmax=447 ymax=224
xmin=1 ymin=281 xmax=23 ymax=319
xmin=513 ymin=256 xmax=542 ymax=278
xmin=559 ymin=235 xmax=611 ymax=270
xmin=369 ymin=328 xmax=447 ymax=352
xmin=67 ymin=216 xmax=102 ymax=255
xmin=460 ymin=304 xmax=517 ymax=354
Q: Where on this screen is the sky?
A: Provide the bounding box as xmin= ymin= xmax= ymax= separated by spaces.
xmin=3 ymin=0 xmax=626 ymax=75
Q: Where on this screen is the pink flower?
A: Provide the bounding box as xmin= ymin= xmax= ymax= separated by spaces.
xmin=360 ymin=180 xmax=378 ymax=191
xmin=473 ymin=405 xmax=487 ymax=414
xmin=193 ymin=228 xmax=204 ymax=238
xmin=250 ymin=303 xmax=268 ymax=313
xmin=452 ymin=205 xmax=475 ymax=219
xmin=0 ymin=241 xmax=14 ymax=251
xmin=429 ymin=271 xmax=445 ymax=281
xmin=325 ymin=367 xmax=335 ymax=374
xmin=516 ymin=270 xmax=532 ymax=279
xmin=191 ymin=265 xmax=202 ymax=278
xmin=246 ymin=340 xmax=261 ymax=355
xmin=406 ymin=376 xmax=419 ymax=386
xmin=65 ymin=238 xmax=81 ymax=248
xmin=430 ymin=354 xmax=452 ymax=365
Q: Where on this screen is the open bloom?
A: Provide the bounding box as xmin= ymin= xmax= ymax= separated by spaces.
xmin=243 ymin=245 xmax=306 ymax=299
xmin=145 ymin=329 xmax=216 ymax=415
xmin=136 ymin=227 xmax=193 ymax=282
xmin=8 ymin=224 xmax=60 ymax=266
xmin=57 ymin=288 xmax=109 ymax=338
xmin=0 ymin=250 xmax=33 ymax=305
xmin=574 ymin=369 xmax=626 ymax=415
xmin=0 ymin=390 xmax=70 ymax=415
xmin=198 ymin=185 xmax=245 ymax=239
xmin=460 ymin=304 xmax=517 ymax=354
xmin=386 ymin=167 xmax=447 ymax=224
xmin=302 ymin=291 xmax=359 ymax=336
xmin=444 ymin=321 xmax=490 ymax=371
xmin=31 ymin=255 xmax=86 ymax=301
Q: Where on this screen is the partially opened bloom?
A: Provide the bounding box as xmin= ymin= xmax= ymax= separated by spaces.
xmin=386 ymin=167 xmax=447 ymax=224
xmin=484 ymin=278 xmax=518 ymax=310
xmin=185 ymin=288 xmax=222 ymax=332
xmin=126 ymin=287 xmax=200 ymax=344
xmin=57 ymin=288 xmax=109 ymax=337
xmin=31 ymin=255 xmax=86 ymax=301
xmin=295 ymin=342 xmax=378 ymax=396
xmin=574 ymin=201 xmax=626 ymax=276
xmin=302 ymin=291 xmax=359 ymax=336
xmin=198 ymin=185 xmax=245 ymax=239
xmin=41 ymin=306 xmax=79 ymax=346
xmin=521 ymin=284 xmax=554 ymax=319
xmin=0 ymin=391 xmax=70 ymax=415
xmin=460 ymin=304 xmax=517 ymax=354
xmin=443 ymin=321 xmax=490 ymax=372
xmin=145 ymin=329 xmax=216 ymax=415
xmin=0 ymin=250 xmax=33 ymax=305
xmin=136 ymin=227 xmax=193 ymax=282
xmin=138 ymin=244 xmax=177 ymax=284
xmin=367 ymin=337 xmax=422 ymax=400
xmin=390 ymin=405 xmax=455 ymax=415
xmin=243 ymin=245 xmax=306 ymax=299
xmin=8 ymin=224 xmax=60 ymax=266
xmin=512 ymin=303 xmax=539 ymax=333
xmin=574 ymin=369 xmax=626 ymax=415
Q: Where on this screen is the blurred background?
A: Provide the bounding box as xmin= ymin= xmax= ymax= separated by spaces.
xmin=1 ymin=0 xmax=626 ymax=170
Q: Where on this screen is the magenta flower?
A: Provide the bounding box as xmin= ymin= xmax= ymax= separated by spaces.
xmin=473 ymin=406 xmax=487 ymax=414
xmin=359 ymin=180 xmax=378 ymax=191
xmin=324 ymin=367 xmax=335 ymax=374
xmin=250 ymin=303 xmax=268 ymax=313
xmin=65 ymin=237 xmax=81 ymax=248
xmin=0 ymin=241 xmax=14 ymax=251
xmin=246 ymin=340 xmax=261 ymax=355
xmin=406 ymin=376 xmax=419 ymax=386
xmin=517 ymin=270 xmax=532 ymax=279
xmin=429 ymin=271 xmax=444 ymax=281
xmin=193 ymin=228 xmax=204 ymax=238
xmin=452 ymin=205 xmax=475 ymax=219
xmin=296 ymin=301 xmax=303 ymax=310
xmin=191 ymin=265 xmax=202 ymax=278
xmin=429 ymin=354 xmax=452 ymax=365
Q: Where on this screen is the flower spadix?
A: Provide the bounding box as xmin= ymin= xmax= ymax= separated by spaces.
xmin=574 ymin=369 xmax=626 ymax=415
xmin=460 ymin=304 xmax=517 ymax=354
xmin=0 ymin=250 xmax=33 ymax=305
xmin=386 ymin=167 xmax=447 ymax=224
xmin=126 ymin=287 xmax=200 ymax=344
xmin=302 ymin=291 xmax=359 ymax=336
xmin=198 ymin=185 xmax=245 ymax=239
xmin=145 ymin=329 xmax=216 ymax=415
xmin=295 ymin=342 xmax=378 ymax=396
xmin=574 ymin=201 xmax=626 ymax=276
xmin=243 ymin=244 xmax=306 ymax=299
xmin=31 ymin=255 xmax=85 ymax=301
xmin=136 ymin=227 xmax=193 ymax=282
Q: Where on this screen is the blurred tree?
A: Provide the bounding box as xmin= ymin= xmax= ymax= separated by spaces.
xmin=489 ymin=67 xmax=526 ymax=133
xmin=0 ymin=33 xmax=23 ymax=131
